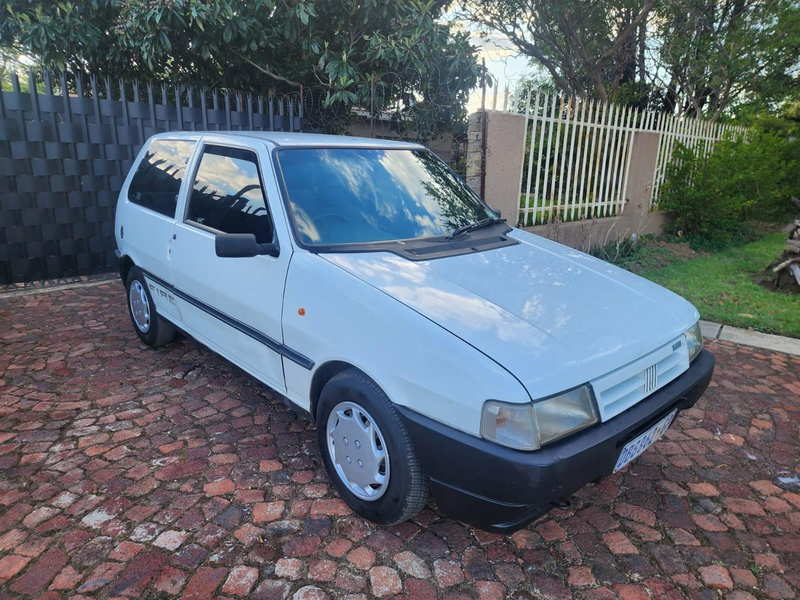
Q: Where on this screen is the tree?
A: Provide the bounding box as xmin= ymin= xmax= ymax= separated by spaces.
xmin=653 ymin=0 xmax=800 ymax=121
xmin=0 ymin=0 xmax=480 ymax=137
xmin=459 ymin=0 xmax=800 ymax=119
xmin=458 ymin=0 xmax=656 ymax=103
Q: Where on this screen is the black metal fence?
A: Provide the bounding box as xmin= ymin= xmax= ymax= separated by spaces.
xmin=0 ymin=71 xmax=302 ymax=287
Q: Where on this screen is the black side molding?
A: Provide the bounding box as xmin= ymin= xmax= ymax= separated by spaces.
xmin=140 ymin=268 xmax=314 ymax=370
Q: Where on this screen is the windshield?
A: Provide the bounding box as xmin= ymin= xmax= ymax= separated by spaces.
xmin=277 ymin=148 xmax=495 ymax=245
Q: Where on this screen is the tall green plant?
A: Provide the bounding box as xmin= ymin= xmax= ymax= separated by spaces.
xmin=660 ymin=127 xmax=793 ymax=247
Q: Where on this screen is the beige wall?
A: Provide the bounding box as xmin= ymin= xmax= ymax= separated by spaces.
xmin=347 ymin=120 xmax=454 ymax=165
xmin=524 ymin=210 xmax=673 ymax=253
xmin=426 ymin=133 xmax=455 ymax=166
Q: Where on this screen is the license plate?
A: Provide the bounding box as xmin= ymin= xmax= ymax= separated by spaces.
xmin=613 ymin=409 xmax=676 ymax=473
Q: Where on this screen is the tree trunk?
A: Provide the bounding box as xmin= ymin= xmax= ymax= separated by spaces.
xmin=591 ymin=72 xmax=609 ymax=103
xmin=638 ymin=14 xmax=647 ymax=84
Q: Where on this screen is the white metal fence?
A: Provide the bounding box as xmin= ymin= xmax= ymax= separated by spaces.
xmin=649 ymin=110 xmax=747 ymax=204
xmin=506 ymin=89 xmax=748 ymax=227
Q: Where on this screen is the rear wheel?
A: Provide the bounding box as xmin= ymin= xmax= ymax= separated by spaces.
xmin=125 ymin=266 xmax=176 ymax=347
xmin=317 ymin=369 xmax=429 ymax=525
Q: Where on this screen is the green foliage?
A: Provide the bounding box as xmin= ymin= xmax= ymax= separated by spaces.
xmin=0 ymin=0 xmax=480 ymax=137
xmin=673 ymin=225 xmax=761 ymax=254
xmin=610 ymin=81 xmax=651 ymax=110
xmin=589 ymin=233 xmax=644 ymax=266
xmin=470 ymin=0 xmax=800 ymax=119
xmin=461 ymin=0 xmax=652 ymax=103
xmin=753 ymin=115 xmax=800 ymax=201
xmin=511 ymin=69 xmax=558 ymax=112
xmin=659 ymin=126 xmax=795 ymax=249
xmin=781 ymin=98 xmax=800 ymax=122
xmin=655 ymin=0 xmax=800 ymax=119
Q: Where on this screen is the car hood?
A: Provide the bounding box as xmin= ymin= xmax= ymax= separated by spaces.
xmin=323 ymin=229 xmax=699 ymax=400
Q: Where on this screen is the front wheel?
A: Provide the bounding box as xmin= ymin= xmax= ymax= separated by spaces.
xmin=316 ymin=369 xmax=430 ymax=525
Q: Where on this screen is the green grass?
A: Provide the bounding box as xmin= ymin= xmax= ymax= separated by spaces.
xmin=637 ymin=232 xmax=800 ymax=338
xmin=596 ymin=235 xmax=704 ymax=273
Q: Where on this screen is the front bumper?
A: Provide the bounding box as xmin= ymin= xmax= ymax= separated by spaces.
xmin=397 ymin=349 xmax=715 ymax=533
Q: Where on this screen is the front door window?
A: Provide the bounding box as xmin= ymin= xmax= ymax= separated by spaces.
xmin=186 ymin=145 xmax=274 ymax=244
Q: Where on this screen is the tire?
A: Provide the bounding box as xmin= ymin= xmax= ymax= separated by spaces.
xmin=125 ymin=266 xmax=176 ymax=347
xmin=316 ymin=368 xmax=430 ymax=526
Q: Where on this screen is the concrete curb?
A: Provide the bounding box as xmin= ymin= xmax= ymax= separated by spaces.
xmin=700 ymin=320 xmax=800 ymax=357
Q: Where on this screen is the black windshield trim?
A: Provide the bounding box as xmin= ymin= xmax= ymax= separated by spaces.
xmin=304 ymin=223 xmax=517 ymax=261
xmin=271 ymin=145 xmax=518 ymax=260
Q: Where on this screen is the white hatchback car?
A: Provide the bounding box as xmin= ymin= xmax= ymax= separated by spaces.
xmin=115 ymin=132 xmax=714 ymax=533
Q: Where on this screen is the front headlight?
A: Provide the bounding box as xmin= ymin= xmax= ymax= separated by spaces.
xmin=533 ymin=385 xmax=599 ymax=446
xmin=480 ymin=401 xmax=539 ymax=450
xmin=481 ymin=385 xmax=598 ymax=451
xmin=684 ymin=321 xmax=703 ymax=362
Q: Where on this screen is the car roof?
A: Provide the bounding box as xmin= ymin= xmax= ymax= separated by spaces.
xmin=149 ymin=130 xmax=426 ymax=149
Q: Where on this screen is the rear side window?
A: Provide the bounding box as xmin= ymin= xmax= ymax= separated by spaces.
xmin=128 ymin=139 xmax=194 ymax=218
xmin=186 ymin=145 xmax=273 ymax=244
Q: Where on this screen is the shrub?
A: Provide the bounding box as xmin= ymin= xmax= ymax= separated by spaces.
xmin=659 ymin=124 xmax=795 ymax=249
xmin=757 ymin=116 xmax=800 ymax=200
xmin=590 ymin=233 xmax=643 ymax=264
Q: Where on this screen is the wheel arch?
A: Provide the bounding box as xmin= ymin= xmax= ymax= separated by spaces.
xmin=309 ymin=360 xmax=359 ymax=422
xmin=119 ymin=254 xmax=135 ymax=285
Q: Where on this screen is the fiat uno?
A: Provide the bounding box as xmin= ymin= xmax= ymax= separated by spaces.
xmin=115 ymin=132 xmax=714 ymax=533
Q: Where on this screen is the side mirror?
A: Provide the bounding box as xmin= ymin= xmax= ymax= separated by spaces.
xmin=215 ymin=233 xmax=279 ymax=258
xmin=491 ymin=207 xmax=502 ymax=218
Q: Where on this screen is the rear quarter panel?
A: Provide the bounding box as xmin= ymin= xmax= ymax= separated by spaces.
xmin=115 ymin=135 xmax=200 ymax=324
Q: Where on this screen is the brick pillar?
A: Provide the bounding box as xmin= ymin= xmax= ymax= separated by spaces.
xmin=465 ymin=111 xmax=484 ymax=196
xmin=483 ymin=111 xmax=526 ymax=224
xmin=622 ymin=131 xmax=660 ymax=213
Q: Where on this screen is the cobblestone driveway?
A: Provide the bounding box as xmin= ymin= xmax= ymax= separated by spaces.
xmin=1 ymin=283 xmax=799 ymax=600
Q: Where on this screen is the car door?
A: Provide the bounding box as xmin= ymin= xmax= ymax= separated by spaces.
xmin=169 ymin=139 xmax=290 ymax=393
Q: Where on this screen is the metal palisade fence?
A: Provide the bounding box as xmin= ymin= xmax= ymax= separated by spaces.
xmin=507 ymin=88 xmax=748 ymax=227
xmin=0 ymin=71 xmax=302 ymax=287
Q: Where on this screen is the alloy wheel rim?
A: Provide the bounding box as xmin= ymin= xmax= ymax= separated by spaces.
xmin=326 ymin=401 xmax=390 ymax=501
xmin=129 ymin=280 xmax=151 ymax=333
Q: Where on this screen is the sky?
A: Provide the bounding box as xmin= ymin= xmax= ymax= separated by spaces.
xmin=455 ymin=22 xmax=533 ymax=113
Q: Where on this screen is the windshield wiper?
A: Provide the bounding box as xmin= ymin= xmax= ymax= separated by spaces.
xmin=447 ymin=217 xmax=506 ymax=240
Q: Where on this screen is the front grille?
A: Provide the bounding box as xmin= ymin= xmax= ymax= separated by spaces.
xmin=591 ymin=335 xmax=690 ymax=422
xmin=643 ymin=364 xmax=657 ymax=395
